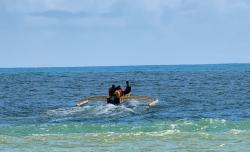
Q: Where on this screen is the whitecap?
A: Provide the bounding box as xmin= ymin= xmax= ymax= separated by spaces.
xmin=228 ymin=129 xmax=244 ymax=135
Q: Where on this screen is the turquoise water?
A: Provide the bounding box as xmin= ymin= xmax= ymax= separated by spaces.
xmin=0 ymin=64 xmax=250 ymax=151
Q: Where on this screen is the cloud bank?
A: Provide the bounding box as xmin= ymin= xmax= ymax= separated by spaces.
xmin=1 ymin=0 xmax=250 ymax=29
xmin=1 ymin=0 xmax=250 ymax=67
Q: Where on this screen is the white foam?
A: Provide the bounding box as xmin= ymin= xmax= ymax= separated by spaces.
xmin=46 ymin=106 xmax=91 ymax=116
xmin=46 ymin=99 xmax=152 ymax=118
xmin=228 ymin=129 xmax=244 ymax=135
xmin=94 ymin=103 xmax=136 ymax=115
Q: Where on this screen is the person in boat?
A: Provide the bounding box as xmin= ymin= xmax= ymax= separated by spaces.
xmin=108 ymin=84 xmax=116 ymax=96
xmin=107 ymin=84 xmax=116 ymax=104
xmin=107 ymin=83 xmax=131 ymax=105
xmin=123 ymin=81 xmax=131 ymax=96
xmin=107 ymin=85 xmax=124 ymax=105
xmin=113 ymin=85 xmax=123 ymax=105
xmin=114 ymin=85 xmax=123 ymax=97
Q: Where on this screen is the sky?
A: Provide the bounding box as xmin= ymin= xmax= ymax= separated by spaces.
xmin=0 ymin=0 xmax=250 ymax=67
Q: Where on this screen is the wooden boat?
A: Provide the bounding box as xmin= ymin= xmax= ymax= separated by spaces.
xmin=76 ymin=95 xmax=157 ymax=107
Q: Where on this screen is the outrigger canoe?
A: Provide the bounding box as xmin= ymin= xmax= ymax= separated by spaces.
xmin=76 ymin=95 xmax=157 ymax=107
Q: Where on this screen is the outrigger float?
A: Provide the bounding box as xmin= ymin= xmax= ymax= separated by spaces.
xmin=76 ymin=95 xmax=157 ymax=107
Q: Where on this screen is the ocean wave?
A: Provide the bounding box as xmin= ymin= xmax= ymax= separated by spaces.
xmin=1 ymin=118 xmax=249 ymax=137
xmin=1 ymin=119 xmax=250 ymax=152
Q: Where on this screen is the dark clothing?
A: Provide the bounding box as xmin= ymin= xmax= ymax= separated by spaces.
xmin=107 ymin=85 xmax=121 ymax=105
xmin=108 ymin=87 xmax=116 ymax=96
xmin=123 ymin=86 xmax=131 ymax=95
xmin=107 ymin=96 xmax=120 ymax=105
xmin=113 ymin=97 xmax=120 ymax=105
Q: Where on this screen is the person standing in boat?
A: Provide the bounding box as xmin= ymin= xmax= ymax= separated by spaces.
xmin=107 ymin=84 xmax=116 ymax=104
xmin=123 ymin=81 xmax=131 ymax=96
xmin=108 ymin=84 xmax=116 ymax=97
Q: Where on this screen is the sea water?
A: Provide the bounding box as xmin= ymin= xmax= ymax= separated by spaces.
xmin=0 ymin=64 xmax=250 ymax=151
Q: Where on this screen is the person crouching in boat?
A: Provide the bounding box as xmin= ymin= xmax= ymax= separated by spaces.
xmin=107 ymin=81 xmax=132 ymax=105
xmin=107 ymin=85 xmax=124 ymax=105
xmin=113 ymin=85 xmax=123 ymax=105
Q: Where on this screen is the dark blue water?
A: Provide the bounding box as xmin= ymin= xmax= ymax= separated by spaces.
xmin=0 ymin=64 xmax=250 ymax=151
xmin=1 ymin=64 xmax=250 ymax=124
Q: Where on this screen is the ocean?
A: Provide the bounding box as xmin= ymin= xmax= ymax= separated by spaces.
xmin=0 ymin=64 xmax=250 ymax=151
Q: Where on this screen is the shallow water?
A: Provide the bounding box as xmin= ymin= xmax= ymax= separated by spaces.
xmin=0 ymin=64 xmax=250 ymax=151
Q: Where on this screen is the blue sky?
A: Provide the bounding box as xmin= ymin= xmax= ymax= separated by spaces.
xmin=0 ymin=0 xmax=250 ymax=67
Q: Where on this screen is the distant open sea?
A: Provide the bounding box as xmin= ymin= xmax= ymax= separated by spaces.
xmin=0 ymin=64 xmax=250 ymax=151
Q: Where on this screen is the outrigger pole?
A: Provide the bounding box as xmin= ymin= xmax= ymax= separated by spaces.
xmin=76 ymin=96 xmax=157 ymax=107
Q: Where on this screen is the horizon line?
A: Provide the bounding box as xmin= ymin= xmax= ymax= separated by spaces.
xmin=0 ymin=62 xmax=249 ymax=69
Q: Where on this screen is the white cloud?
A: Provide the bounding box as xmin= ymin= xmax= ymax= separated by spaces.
xmin=1 ymin=0 xmax=250 ymax=29
xmin=210 ymin=0 xmax=250 ymax=13
xmin=2 ymin=0 xmax=250 ymax=14
xmin=1 ymin=0 xmax=118 ymax=13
